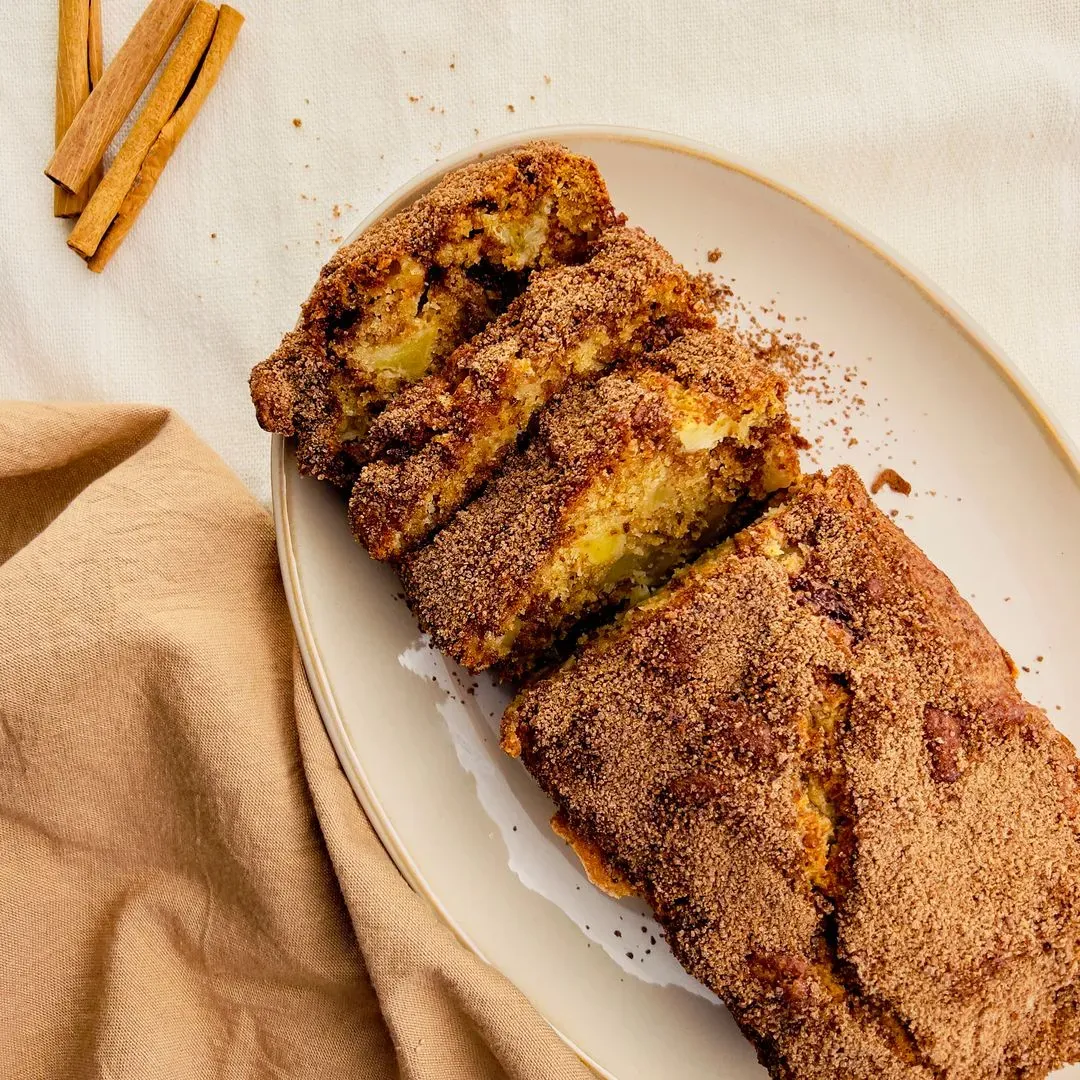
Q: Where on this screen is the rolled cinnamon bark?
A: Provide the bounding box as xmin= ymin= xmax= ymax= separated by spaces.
xmin=68 ymin=1 xmax=219 ymax=258
xmin=53 ymin=0 xmax=92 ymax=217
xmin=46 ymin=0 xmax=195 ymax=195
xmin=87 ymin=6 xmax=245 ymax=272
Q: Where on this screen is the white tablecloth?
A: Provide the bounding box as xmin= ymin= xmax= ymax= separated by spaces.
xmin=5 ymin=1 xmax=1078 ymax=506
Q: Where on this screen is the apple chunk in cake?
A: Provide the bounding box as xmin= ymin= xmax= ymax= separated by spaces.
xmin=399 ymin=328 xmax=800 ymax=676
xmin=249 ymin=141 xmax=616 ymax=484
xmin=350 ymin=226 xmax=717 ymax=560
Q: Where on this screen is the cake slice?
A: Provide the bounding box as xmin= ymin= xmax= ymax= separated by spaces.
xmin=399 ymin=328 xmax=800 ymax=676
xmin=249 ymin=141 xmax=616 ymax=485
xmin=504 ymin=467 xmax=1080 ymax=1080
xmin=350 ymin=226 xmax=716 ymax=559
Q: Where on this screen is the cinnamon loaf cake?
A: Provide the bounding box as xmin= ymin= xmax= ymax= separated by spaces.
xmin=400 ymin=328 xmax=800 ymax=676
xmin=249 ymin=142 xmax=616 ymax=485
xmin=504 ymin=466 xmax=1080 ymax=1080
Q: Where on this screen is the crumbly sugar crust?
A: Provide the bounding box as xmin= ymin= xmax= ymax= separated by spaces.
xmin=505 ymin=466 xmax=1080 ymax=1080
xmin=349 ymin=225 xmax=716 ymax=559
xmin=249 ymin=141 xmax=616 ymax=484
xmin=400 ymin=327 xmax=799 ymax=675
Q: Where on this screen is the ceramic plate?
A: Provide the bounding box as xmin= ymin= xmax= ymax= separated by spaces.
xmin=272 ymin=127 xmax=1080 ymax=1079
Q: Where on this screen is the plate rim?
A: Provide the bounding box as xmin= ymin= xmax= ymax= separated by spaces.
xmin=270 ymin=124 xmax=1080 ymax=1074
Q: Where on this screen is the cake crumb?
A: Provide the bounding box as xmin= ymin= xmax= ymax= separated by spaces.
xmin=871 ymin=468 xmax=912 ymax=496
xmin=507 ymin=103 xmax=515 ymax=112
xmin=292 ymin=117 xmax=302 ymax=128
xmin=332 ymin=204 xmax=341 ymax=218
xmin=707 ymin=248 xmax=723 ymax=263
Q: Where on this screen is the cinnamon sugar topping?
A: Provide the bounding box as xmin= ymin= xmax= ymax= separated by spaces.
xmin=505 ymin=467 xmax=1080 ymax=1079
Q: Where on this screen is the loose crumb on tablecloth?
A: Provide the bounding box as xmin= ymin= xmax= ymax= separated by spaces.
xmin=871 ymin=468 xmax=912 ymax=496
xmin=292 ymin=117 xmax=302 ymax=128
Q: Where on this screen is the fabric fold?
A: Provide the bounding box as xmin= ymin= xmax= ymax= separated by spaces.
xmin=0 ymin=402 xmax=589 ymax=1080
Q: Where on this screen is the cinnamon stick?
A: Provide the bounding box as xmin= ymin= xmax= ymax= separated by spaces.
xmin=88 ymin=6 xmax=245 ymax=273
xmin=46 ymin=0 xmax=195 ymax=195
xmin=69 ymin=2 xmax=219 ymax=258
xmin=53 ymin=0 xmax=92 ymax=217
xmin=85 ymin=0 xmax=104 ymax=194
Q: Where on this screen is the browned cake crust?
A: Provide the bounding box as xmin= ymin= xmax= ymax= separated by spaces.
xmin=349 ymin=226 xmax=717 ymax=560
xmin=249 ymin=142 xmax=616 ymax=485
xmin=399 ymin=328 xmax=800 ymax=677
xmin=504 ymin=467 xmax=1080 ymax=1080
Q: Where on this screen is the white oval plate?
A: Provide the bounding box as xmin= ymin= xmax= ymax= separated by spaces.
xmin=272 ymin=127 xmax=1080 ymax=1079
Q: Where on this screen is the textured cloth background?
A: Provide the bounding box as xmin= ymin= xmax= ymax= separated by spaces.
xmin=1 ymin=5 xmax=1078 ymax=1075
xmin=0 ymin=402 xmax=592 ymax=1080
xmin=3 ymin=1 xmax=1079 ymax=505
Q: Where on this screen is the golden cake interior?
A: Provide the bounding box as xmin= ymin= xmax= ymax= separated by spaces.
xmin=498 ymin=373 xmax=799 ymax=670
xmin=351 ymin=226 xmax=714 ymax=561
xmin=384 ymin=289 xmax=682 ymax=548
xmin=329 ymin=169 xmax=614 ymax=446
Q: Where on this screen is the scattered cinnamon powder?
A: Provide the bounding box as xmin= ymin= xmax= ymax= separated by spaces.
xmin=871 ymin=468 xmax=912 ymax=496
xmin=695 ymin=261 xmax=917 ymax=469
xmin=704 ymin=268 xmax=836 ymax=404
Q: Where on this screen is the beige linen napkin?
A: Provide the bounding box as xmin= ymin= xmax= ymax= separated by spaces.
xmin=0 ymin=402 xmax=591 ymax=1080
